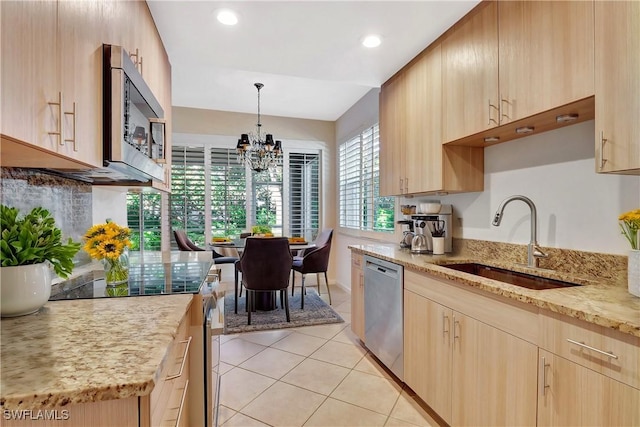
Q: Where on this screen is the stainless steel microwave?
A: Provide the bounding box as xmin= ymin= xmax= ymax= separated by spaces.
xmin=102 ymin=44 xmax=165 ymax=182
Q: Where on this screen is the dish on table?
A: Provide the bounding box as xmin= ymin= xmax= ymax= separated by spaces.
xmin=288 ymin=237 xmax=307 ymax=245
xmin=212 ymin=237 xmax=231 ymax=243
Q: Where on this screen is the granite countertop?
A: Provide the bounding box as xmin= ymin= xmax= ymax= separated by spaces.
xmin=350 ymin=244 xmax=640 ymax=337
xmin=0 ymin=294 xmax=193 ymax=410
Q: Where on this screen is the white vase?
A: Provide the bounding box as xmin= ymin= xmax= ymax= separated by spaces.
xmin=629 ymin=250 xmax=640 ymax=297
xmin=0 ymin=263 xmax=52 ymax=317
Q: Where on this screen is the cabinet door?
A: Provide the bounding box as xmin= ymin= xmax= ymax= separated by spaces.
xmin=350 ymin=254 xmax=365 ymax=341
xmin=452 ymin=312 xmax=538 ymax=427
xmin=405 ymin=45 xmax=442 ymax=194
xmin=1 ymin=0 xmax=59 ymax=151
xmin=404 ymin=290 xmax=452 ymax=423
xmin=58 ymin=0 xmax=104 ymax=167
xmin=379 ymin=73 xmax=406 ymax=196
xmin=538 ymin=350 xmax=640 ymax=426
xmin=442 ymin=1 xmax=499 ymax=143
xmin=595 ymin=1 xmax=640 ymax=173
xmin=498 ymin=1 xmax=594 ymax=123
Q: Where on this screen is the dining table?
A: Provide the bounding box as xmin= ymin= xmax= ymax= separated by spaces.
xmin=209 ymin=237 xmax=316 ymax=311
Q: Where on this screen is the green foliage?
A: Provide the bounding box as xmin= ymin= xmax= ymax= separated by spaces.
xmin=0 ymin=205 xmax=81 ymax=278
xmin=251 ymin=225 xmax=272 ymax=234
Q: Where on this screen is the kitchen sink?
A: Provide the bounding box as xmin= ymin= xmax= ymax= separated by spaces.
xmin=441 ymin=263 xmax=580 ymax=290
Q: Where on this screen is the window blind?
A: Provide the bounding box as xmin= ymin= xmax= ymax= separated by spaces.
xmin=289 ymin=153 xmax=320 ymax=241
xmin=126 ymin=191 xmax=162 ymax=251
xmin=170 ymin=146 xmax=207 ymax=247
xmin=210 ymin=148 xmax=247 ymax=237
xmin=339 ymin=124 xmax=394 ymax=232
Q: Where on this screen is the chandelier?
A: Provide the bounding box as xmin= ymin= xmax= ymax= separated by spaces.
xmin=236 ymin=83 xmax=282 ymax=172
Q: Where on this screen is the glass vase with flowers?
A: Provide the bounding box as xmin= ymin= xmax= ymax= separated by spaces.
xmin=83 ymin=220 xmax=132 ymax=293
xmin=619 ymin=208 xmax=640 ymax=297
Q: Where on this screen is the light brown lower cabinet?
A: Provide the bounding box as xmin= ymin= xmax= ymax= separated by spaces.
xmin=404 ymin=288 xmax=538 ymax=426
xmin=350 ymin=253 xmax=365 ymax=342
xmin=538 ymin=350 xmax=640 ymax=426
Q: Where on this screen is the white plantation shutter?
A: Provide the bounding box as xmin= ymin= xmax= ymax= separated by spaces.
xmin=170 ymin=146 xmax=207 ymax=247
xmin=210 ymin=148 xmax=247 ymax=236
xmin=289 ymin=153 xmax=320 ymax=241
xmin=126 ymin=191 xmax=162 ymax=251
xmin=339 ymin=124 xmax=394 ymax=232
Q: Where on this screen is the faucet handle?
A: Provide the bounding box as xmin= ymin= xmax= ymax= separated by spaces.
xmin=533 ymin=245 xmax=547 ymax=259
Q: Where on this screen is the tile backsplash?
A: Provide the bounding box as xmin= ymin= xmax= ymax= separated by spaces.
xmin=0 ymin=168 xmax=92 ymax=266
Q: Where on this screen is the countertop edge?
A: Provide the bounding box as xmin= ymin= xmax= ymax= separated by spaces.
xmin=349 ymin=246 xmax=640 ymax=338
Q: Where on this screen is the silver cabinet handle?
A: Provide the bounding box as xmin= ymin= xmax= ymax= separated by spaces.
xmin=166 ymin=336 xmax=192 ymax=380
xmin=488 ymin=99 xmax=499 ymax=125
xmin=64 ymin=101 xmax=77 ymax=151
xmin=453 ymin=315 xmax=460 ymax=341
xmin=48 ymin=92 xmax=63 ymax=145
xmin=404 ymin=177 xmax=408 ymax=193
xmin=500 ymin=96 xmax=510 ymax=123
xmin=599 ymin=131 xmax=608 ymax=171
xmin=566 ymin=339 xmax=618 ymax=359
xmin=175 ymin=379 xmax=189 ymax=427
xmin=539 ymin=356 xmax=549 ymax=396
xmin=399 ymin=178 xmax=404 ymax=193
xmin=443 ymin=313 xmax=450 ymax=337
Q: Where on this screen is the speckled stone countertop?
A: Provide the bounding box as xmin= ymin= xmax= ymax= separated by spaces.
xmin=350 ymin=244 xmax=640 ymax=337
xmin=0 ymin=294 xmax=193 ymax=410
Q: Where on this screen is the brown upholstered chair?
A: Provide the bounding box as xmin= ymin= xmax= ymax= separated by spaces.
xmin=238 ymin=237 xmax=293 ymax=325
xmin=291 ymin=229 xmax=333 ymax=308
xmin=173 ymin=229 xmax=238 ymax=264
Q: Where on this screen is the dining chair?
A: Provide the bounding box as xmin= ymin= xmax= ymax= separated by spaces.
xmin=291 ymin=229 xmax=333 ymax=308
xmin=173 ymin=230 xmax=238 ymax=264
xmin=238 ymin=237 xmax=293 ymax=325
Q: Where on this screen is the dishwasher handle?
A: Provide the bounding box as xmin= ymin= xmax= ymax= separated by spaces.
xmin=365 ymin=260 xmax=401 ymax=280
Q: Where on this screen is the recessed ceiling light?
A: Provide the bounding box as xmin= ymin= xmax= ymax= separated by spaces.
xmin=362 ymin=35 xmax=381 ymax=48
xmin=217 ymin=9 xmax=238 ymax=26
xmin=515 ymin=126 xmax=535 ymax=134
xmin=556 ymin=113 xmax=579 ymax=123
xmin=484 ymin=136 xmax=500 ymax=143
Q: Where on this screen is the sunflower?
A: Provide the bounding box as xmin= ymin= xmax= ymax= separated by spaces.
xmin=82 ymin=220 xmax=132 ymax=261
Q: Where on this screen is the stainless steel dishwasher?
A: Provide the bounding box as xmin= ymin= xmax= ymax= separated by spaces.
xmin=364 ymin=255 xmax=404 ymax=381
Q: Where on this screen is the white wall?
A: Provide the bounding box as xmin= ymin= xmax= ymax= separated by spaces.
xmin=334 ymin=91 xmax=640 ymax=288
xmin=409 ymin=120 xmax=640 ymax=255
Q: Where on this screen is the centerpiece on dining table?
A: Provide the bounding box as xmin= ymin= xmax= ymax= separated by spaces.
xmin=83 ymin=220 xmax=132 ymax=295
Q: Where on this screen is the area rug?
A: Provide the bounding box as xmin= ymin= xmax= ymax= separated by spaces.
xmin=224 ymin=290 xmax=344 ymax=334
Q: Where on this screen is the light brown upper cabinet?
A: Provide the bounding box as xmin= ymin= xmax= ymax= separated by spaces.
xmin=498 ymin=1 xmax=594 ymax=124
xmin=595 ymin=1 xmax=640 ymax=174
xmin=379 ymin=71 xmax=406 ymax=197
xmin=442 ymin=1 xmax=499 ymax=143
xmin=380 ymin=45 xmax=483 ymax=197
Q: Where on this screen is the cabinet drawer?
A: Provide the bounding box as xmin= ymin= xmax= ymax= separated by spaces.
xmin=150 ymin=315 xmax=192 ymax=426
xmin=405 ymin=269 xmax=539 ymax=344
xmin=540 ymin=310 xmax=640 ymax=389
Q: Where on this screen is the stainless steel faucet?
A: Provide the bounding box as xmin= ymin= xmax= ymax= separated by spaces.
xmin=492 ymin=195 xmax=547 ymax=268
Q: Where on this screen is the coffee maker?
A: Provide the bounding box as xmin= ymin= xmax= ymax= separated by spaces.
xmin=397 ymin=220 xmax=414 ymax=248
xmin=411 ymin=204 xmax=453 ymax=253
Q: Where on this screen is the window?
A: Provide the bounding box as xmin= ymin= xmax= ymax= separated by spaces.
xmin=170 ymin=146 xmax=207 ymax=246
xmin=339 ymin=124 xmax=394 ymax=232
xmin=126 ymin=191 xmax=162 ymax=251
xmin=210 ymin=148 xmax=247 ymax=237
xmin=167 ymin=144 xmax=320 ymax=245
xmin=289 ymin=153 xmax=320 ymax=240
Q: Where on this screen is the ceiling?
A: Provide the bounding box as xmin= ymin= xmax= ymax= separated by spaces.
xmin=147 ymin=1 xmax=480 ymax=121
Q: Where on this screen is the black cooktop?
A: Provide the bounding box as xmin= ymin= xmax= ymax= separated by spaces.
xmin=49 ymin=261 xmax=213 ymax=300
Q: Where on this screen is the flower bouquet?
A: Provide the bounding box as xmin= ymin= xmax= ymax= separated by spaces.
xmin=619 ymin=209 xmax=640 ymax=297
xmin=83 ymin=220 xmax=132 ymax=291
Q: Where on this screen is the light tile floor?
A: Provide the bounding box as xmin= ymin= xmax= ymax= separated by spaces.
xmin=218 ymin=284 xmax=441 ymax=427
